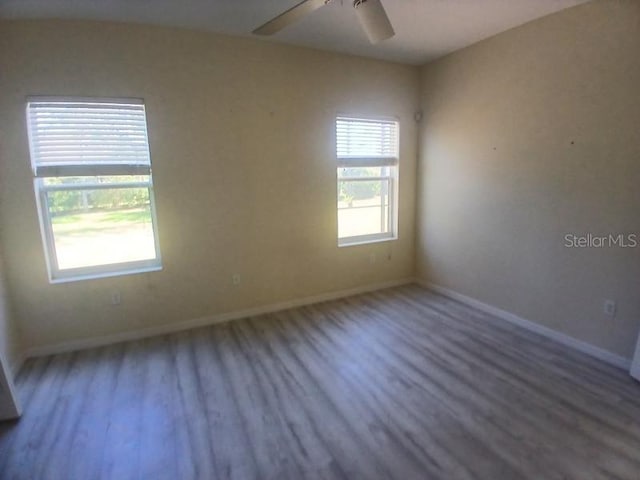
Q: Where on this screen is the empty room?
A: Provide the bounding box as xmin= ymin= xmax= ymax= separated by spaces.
xmin=1 ymin=0 xmax=639 ymax=478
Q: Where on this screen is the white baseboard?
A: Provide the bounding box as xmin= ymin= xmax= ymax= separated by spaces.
xmin=22 ymin=278 xmax=415 ymax=360
xmin=417 ymin=279 xmax=631 ymax=370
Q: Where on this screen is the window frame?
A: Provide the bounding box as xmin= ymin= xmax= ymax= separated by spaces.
xmin=26 ymin=96 xmax=163 ymax=283
xmin=336 ymin=115 xmax=399 ymax=247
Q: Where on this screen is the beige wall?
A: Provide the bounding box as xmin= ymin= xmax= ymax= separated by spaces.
xmin=0 ymin=20 xmax=419 ymax=353
xmin=3 ymin=2 xmax=637 ymax=363
xmin=417 ymin=0 xmax=640 ymax=359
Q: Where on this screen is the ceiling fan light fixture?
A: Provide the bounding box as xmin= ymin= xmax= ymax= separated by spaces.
xmin=353 ymin=0 xmax=395 ymax=44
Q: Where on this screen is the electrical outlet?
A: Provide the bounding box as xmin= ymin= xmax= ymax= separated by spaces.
xmin=369 ymin=253 xmax=376 ymax=264
xmin=111 ymin=291 xmax=121 ymax=306
xmin=232 ymin=274 xmax=241 ymax=285
xmin=603 ymin=300 xmax=616 ymax=317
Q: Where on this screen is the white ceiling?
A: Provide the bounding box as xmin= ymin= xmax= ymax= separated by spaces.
xmin=0 ymin=0 xmax=590 ymax=65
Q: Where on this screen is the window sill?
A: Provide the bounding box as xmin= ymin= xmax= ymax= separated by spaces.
xmin=338 ymin=236 xmax=397 ymax=248
xmin=50 ymin=264 xmax=163 ymax=284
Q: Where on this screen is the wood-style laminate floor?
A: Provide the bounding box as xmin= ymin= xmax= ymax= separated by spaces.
xmin=1 ymin=284 xmax=640 ymax=480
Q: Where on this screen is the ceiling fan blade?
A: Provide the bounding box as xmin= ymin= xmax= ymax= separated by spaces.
xmin=353 ymin=0 xmax=395 ymax=44
xmin=253 ymin=0 xmax=330 ymax=36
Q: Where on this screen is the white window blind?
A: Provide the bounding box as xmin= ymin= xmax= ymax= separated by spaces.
xmin=27 ymin=99 xmax=151 ymax=177
xmin=336 ymin=116 xmax=398 ymax=166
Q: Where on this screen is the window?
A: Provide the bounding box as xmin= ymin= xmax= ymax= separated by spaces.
xmin=26 ymin=98 xmax=161 ymax=282
xmin=336 ymin=116 xmax=399 ymax=245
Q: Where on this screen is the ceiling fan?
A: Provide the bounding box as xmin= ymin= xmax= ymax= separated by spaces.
xmin=252 ymin=0 xmax=395 ymax=44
